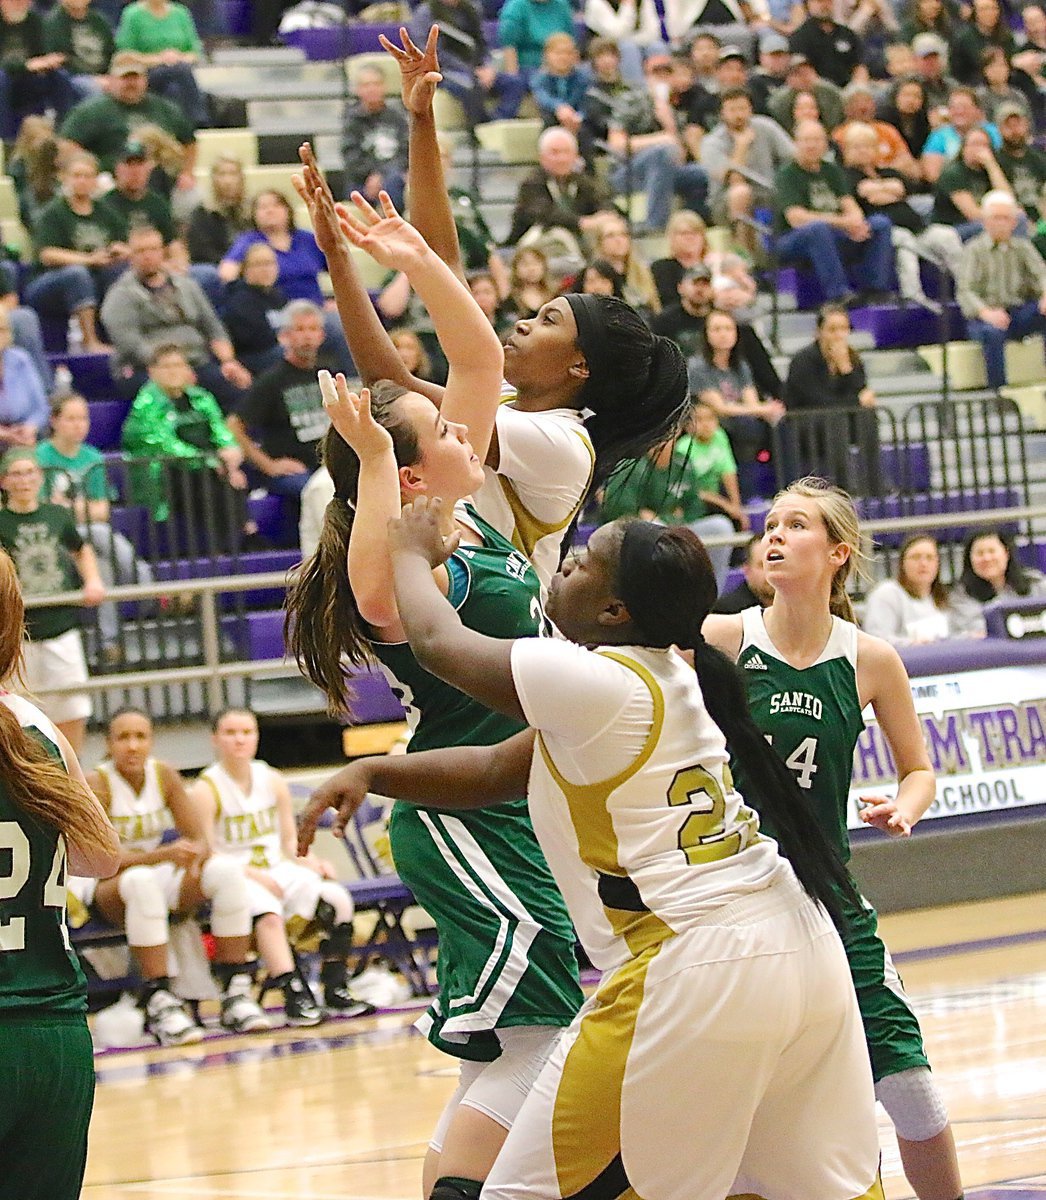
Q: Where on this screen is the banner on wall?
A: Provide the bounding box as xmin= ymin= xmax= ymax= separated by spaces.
xmin=846 ymin=664 xmax=1046 ymax=829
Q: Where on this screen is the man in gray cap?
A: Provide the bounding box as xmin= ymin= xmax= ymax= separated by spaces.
xmin=995 ymin=103 xmax=1046 ymax=223
xmin=749 ymin=31 xmax=792 ymax=114
xmin=911 ymin=32 xmax=958 ymax=110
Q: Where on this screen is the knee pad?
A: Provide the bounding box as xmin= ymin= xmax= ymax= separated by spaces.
xmin=200 ymin=854 xmax=251 ymax=939
xmin=875 ymin=1067 xmax=950 ymax=1142
xmin=430 ymin=1177 xmax=482 ymax=1200
xmin=318 ymin=880 xmax=354 ymax=924
xmin=117 ymin=867 xmax=168 ymax=947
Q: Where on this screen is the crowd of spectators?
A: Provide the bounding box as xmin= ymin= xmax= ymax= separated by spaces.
xmin=3 ymin=0 xmax=1046 ymax=740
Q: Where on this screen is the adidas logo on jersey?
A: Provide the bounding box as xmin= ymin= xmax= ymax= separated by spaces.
xmin=744 ymin=653 xmax=768 ymax=670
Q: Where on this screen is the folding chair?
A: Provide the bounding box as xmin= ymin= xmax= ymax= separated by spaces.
xmin=338 ymin=798 xmax=435 ymax=996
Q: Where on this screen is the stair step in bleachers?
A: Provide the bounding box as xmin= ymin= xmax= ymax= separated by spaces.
xmin=1000 ymin=384 xmax=1046 ymax=429
xmin=211 ymin=46 xmax=307 ymax=66
xmin=860 ymin=349 xmax=929 ymax=378
xmin=918 ymin=337 xmax=1046 ymax=390
xmin=195 ymin=61 xmax=345 ymax=97
xmin=851 ymin=303 xmax=964 ymax=349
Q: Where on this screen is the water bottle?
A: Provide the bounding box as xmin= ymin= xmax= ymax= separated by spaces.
xmin=67 ymin=316 xmax=84 ymax=354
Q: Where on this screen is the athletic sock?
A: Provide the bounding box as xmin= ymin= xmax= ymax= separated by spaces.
xmin=212 ymin=960 xmax=253 ymax=993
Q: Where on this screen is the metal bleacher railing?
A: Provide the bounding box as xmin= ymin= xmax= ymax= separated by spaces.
xmin=22 ymin=395 xmax=1046 ymax=727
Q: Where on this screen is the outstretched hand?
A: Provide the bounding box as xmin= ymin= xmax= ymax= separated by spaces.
xmin=318 ymin=372 xmax=393 ymax=460
xmin=335 ymin=190 xmax=431 ymax=272
xmin=297 ymin=763 xmax=373 ymax=851
xmin=379 ymin=25 xmax=442 ymax=116
xmin=293 ymin=142 xmax=346 ymax=259
xmin=389 ymin=496 xmax=461 ymax=567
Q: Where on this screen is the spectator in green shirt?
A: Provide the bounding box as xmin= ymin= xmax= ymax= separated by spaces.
xmin=114 ymin=0 xmax=208 ymax=124
xmin=59 ymin=50 xmax=196 ymax=180
xmin=37 ymin=392 xmax=154 ymax=663
xmin=0 ymin=446 xmax=104 ymax=751
xmin=599 ymin=408 xmax=742 ymax=589
xmin=43 ymin=0 xmax=115 ymax=101
xmin=25 ymin=150 xmax=126 ymax=355
xmin=0 ymin=0 xmax=77 ymax=139
xmin=121 ymin=343 xmax=254 ymax=554
xmin=774 ymin=119 xmax=894 ymax=304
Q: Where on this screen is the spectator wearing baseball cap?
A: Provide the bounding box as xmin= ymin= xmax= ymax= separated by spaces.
xmin=59 ymin=50 xmax=196 ymax=177
xmin=98 ymin=141 xmax=176 ymax=244
xmin=995 ymin=103 xmax=1046 ymax=224
xmin=748 ymin=31 xmax=792 ymax=115
xmin=113 ymin=0 xmax=209 ymax=125
xmin=909 ymin=32 xmax=957 ymax=111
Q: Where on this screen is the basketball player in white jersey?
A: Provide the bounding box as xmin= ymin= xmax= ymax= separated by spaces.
xmin=193 ymin=708 xmax=373 ymax=1024
xmin=300 ymin=506 xmax=885 ymax=1200
xmin=69 ymin=708 xmax=269 ymax=1045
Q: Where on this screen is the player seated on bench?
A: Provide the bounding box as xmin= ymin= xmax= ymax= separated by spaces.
xmin=191 ymin=708 xmax=375 ymax=1023
xmin=69 ymin=707 xmax=270 ymax=1045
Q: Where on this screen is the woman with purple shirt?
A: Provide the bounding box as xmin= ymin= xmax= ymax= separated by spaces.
xmin=220 ymin=190 xmax=352 ymax=371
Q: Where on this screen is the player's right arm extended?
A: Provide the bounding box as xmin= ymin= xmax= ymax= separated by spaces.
xmin=297 ymin=731 xmax=536 ymax=854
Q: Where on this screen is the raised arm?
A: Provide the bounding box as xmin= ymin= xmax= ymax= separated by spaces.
xmin=293 ymin=143 xmax=444 ymax=404
xmin=297 ymin=730 xmax=536 ymax=853
xmin=379 ymin=26 xmax=466 ymax=281
xmin=388 ymin=496 xmax=525 ymax=720
xmin=320 ymin=376 xmax=406 ymax=631
xmin=337 ymin=192 xmax=503 ymax=463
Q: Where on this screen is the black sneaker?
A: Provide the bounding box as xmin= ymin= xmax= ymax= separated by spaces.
xmin=323 ymin=981 xmax=377 ymax=1018
xmin=282 ymin=976 xmax=324 ymax=1027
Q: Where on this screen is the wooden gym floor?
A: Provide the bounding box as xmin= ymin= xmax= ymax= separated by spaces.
xmin=81 ymin=891 xmax=1046 ymax=1200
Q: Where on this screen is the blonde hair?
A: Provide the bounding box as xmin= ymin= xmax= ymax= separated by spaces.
xmin=390 ymin=327 xmax=432 ymax=380
xmin=543 ymin=32 xmax=577 ymax=57
xmin=771 ymin=476 xmax=868 ymax=622
xmin=0 ymin=551 xmax=114 ymax=858
xmin=593 ymin=213 xmax=662 ymax=313
xmin=666 ymin=209 xmax=707 ymax=238
xmin=134 ymin=124 xmax=186 ymax=176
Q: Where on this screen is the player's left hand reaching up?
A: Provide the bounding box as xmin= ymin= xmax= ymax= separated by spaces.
xmin=336 ymin=190 xmax=431 ymax=273
xmin=389 ymin=496 xmax=461 ymax=567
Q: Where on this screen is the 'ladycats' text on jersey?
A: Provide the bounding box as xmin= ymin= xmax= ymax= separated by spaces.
xmin=768 ymin=692 xmax=824 ymax=720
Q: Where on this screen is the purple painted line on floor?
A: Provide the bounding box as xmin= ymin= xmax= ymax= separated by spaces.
xmin=892 ymin=926 xmax=1046 ymax=964
xmin=970 ymin=1190 xmax=1046 ymax=1199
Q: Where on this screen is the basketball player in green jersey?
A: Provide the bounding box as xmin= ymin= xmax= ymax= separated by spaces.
xmin=0 ymin=548 xmax=121 ymax=1200
xmin=284 ymin=195 xmax=584 ymax=1200
xmin=705 ymin=477 xmax=965 ymax=1200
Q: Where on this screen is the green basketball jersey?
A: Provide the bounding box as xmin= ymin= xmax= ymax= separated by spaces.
xmin=0 ymin=695 xmax=86 ymax=1016
xmin=734 ymin=606 xmax=865 ymax=863
xmin=371 ymin=504 xmax=582 ymax=1061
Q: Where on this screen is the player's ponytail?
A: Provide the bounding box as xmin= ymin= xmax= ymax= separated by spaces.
xmin=613 ymin=521 xmax=861 ymax=928
xmin=0 ymin=550 xmax=115 ymax=859
xmin=565 ymin=295 xmax=691 ymax=492
xmin=284 ymin=380 xmax=417 ymax=717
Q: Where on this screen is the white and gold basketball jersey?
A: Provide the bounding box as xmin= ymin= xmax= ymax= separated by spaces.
xmin=95 ymin=758 xmax=170 ymax=852
xmin=200 ymin=760 xmax=283 ymax=870
xmin=524 ymin=646 xmax=786 ymax=973
xmin=471 ymin=400 xmax=595 ymax=594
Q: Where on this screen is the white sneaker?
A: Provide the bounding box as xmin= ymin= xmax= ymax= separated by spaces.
xmin=144 ymin=988 xmax=204 ymax=1047
xmin=220 ymin=974 xmax=272 ymax=1033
